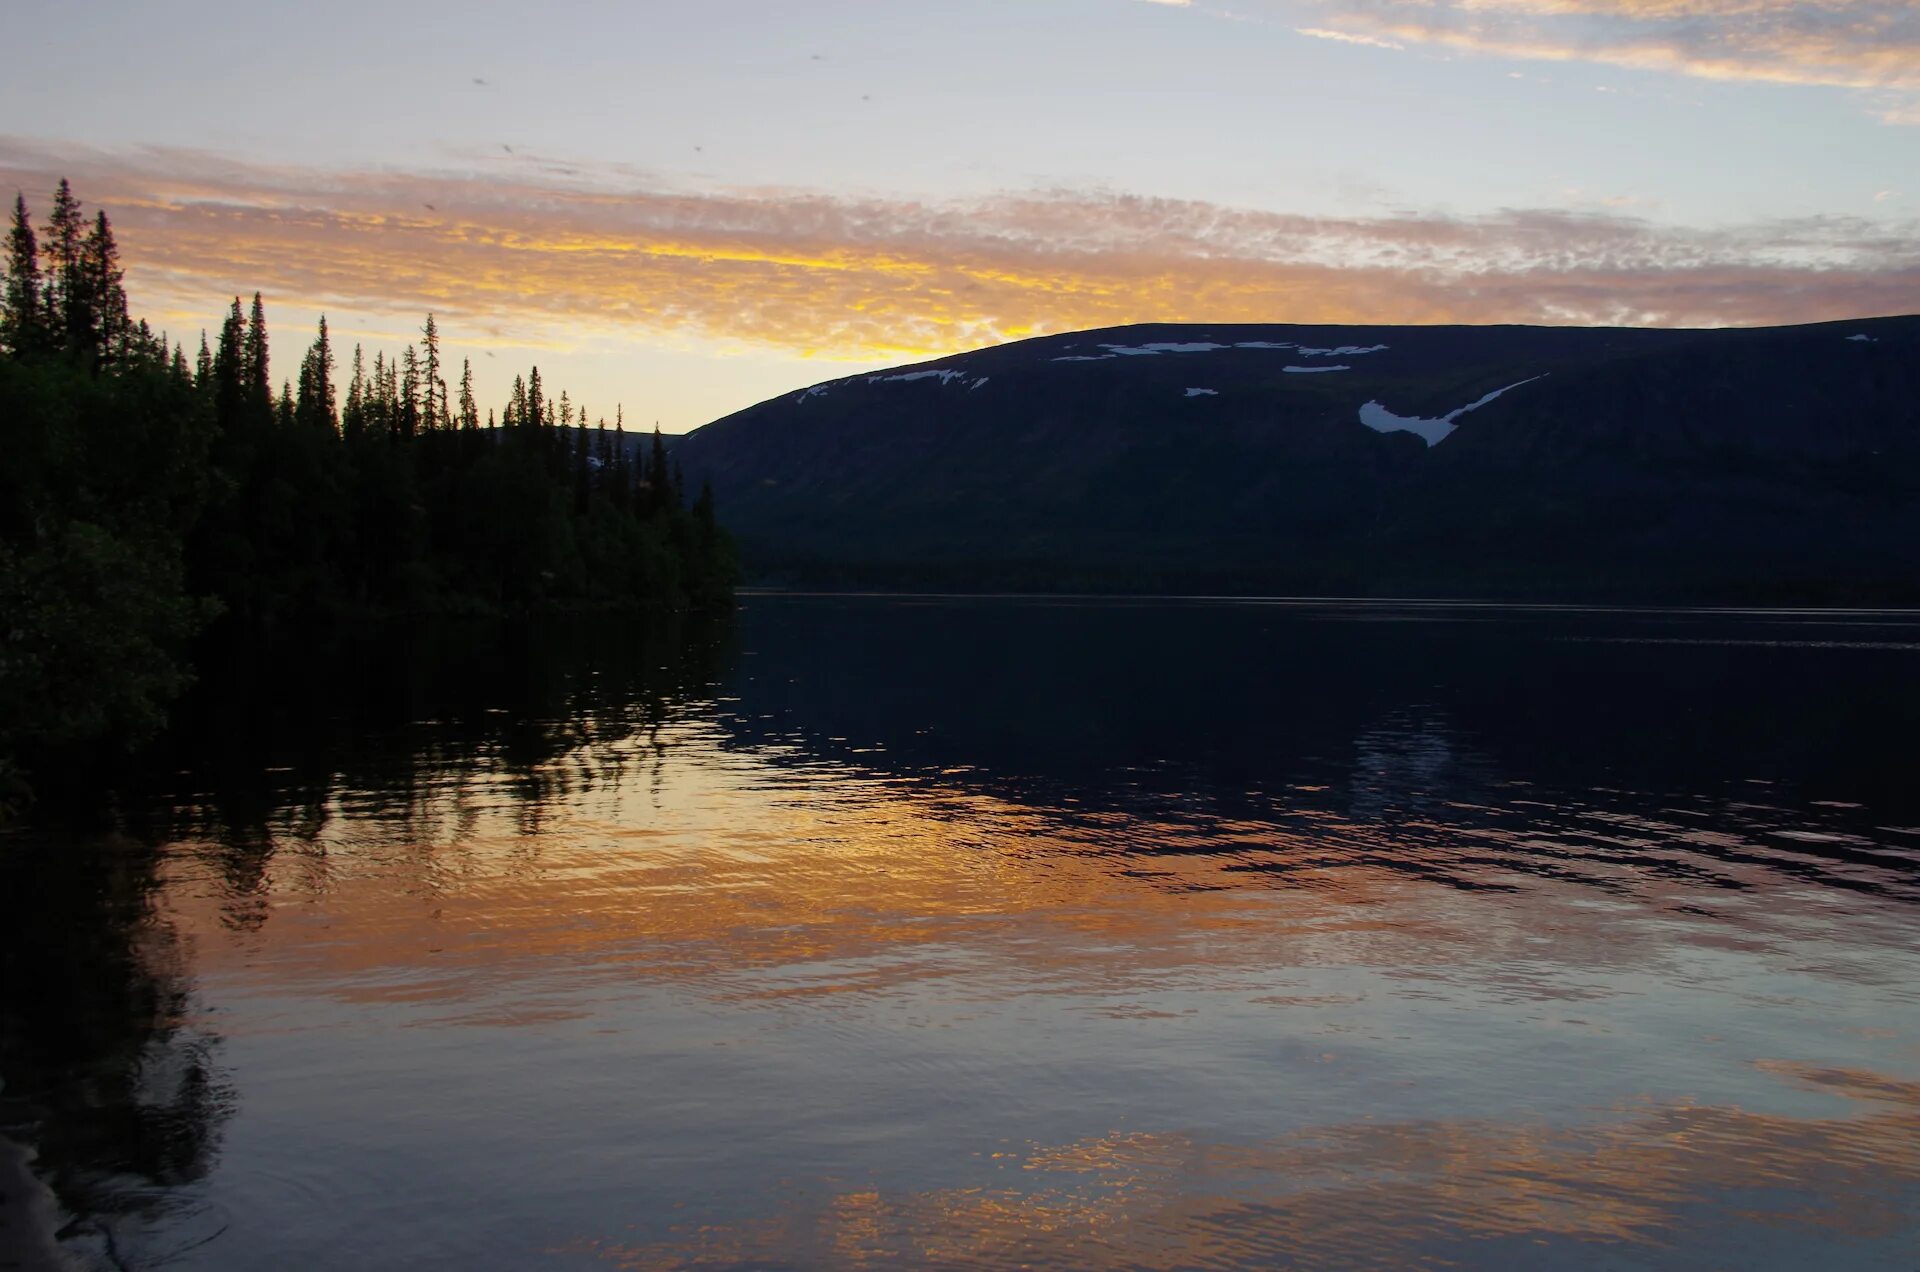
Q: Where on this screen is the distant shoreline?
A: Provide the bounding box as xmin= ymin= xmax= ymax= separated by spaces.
xmin=734 ymin=587 xmax=1920 ymax=617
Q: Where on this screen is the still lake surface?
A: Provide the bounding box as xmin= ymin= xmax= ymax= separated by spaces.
xmin=6 ymin=594 xmax=1920 ymax=1270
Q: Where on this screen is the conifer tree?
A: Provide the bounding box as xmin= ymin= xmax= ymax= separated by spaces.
xmin=296 ymin=315 xmax=336 ymax=432
xmin=213 ymin=298 xmax=248 ymax=432
xmin=610 ymin=409 xmax=628 ymax=509
xmin=508 ymin=373 xmax=527 ymax=427
xmin=572 ymin=411 xmax=591 ymax=512
xmin=646 ymin=426 xmax=672 ymax=515
xmin=420 ymin=313 xmax=443 ymax=430
xmin=2 ymin=194 xmax=44 ymax=355
xmin=195 ymin=331 xmax=213 ymax=391
xmin=370 ymin=350 xmax=389 ymax=435
xmin=42 ymin=179 xmax=84 ymax=350
xmin=343 ymin=344 xmax=367 ymax=440
xmin=245 ymin=293 xmax=272 ymax=426
xmin=400 ymin=344 xmax=421 ymax=439
xmin=77 ymin=210 xmax=128 ymax=367
xmin=458 ymin=358 xmax=477 ymax=429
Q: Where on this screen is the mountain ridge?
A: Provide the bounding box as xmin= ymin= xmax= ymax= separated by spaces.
xmin=675 ymin=316 xmax=1920 ymax=602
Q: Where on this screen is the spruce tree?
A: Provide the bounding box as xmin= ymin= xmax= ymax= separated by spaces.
xmin=3 ymin=194 xmax=44 ymax=355
xmin=595 ymin=418 xmax=613 ymax=495
xmin=344 ymin=344 xmax=366 ymax=439
xmin=572 ymin=410 xmax=591 ymax=513
xmin=458 ymin=358 xmax=477 ymax=429
xmin=42 ymin=179 xmax=84 ymax=350
xmin=508 ymin=373 xmax=526 ymax=428
xmin=399 ymin=344 xmax=421 ymax=439
xmin=78 ymin=210 xmax=129 ymax=368
xmin=647 ymin=426 xmax=671 ymax=514
xmin=195 ymin=331 xmax=213 ymax=391
xmin=420 ymin=313 xmax=443 ymax=430
xmin=213 ymin=298 xmax=247 ymax=432
xmin=245 ymin=293 xmax=272 ymax=426
xmin=370 ymin=350 xmax=389 ymax=435
xmin=296 ymin=315 xmax=335 ymax=431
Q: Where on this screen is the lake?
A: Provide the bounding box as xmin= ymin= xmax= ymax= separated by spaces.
xmin=5 ymin=595 xmax=1919 ymax=1270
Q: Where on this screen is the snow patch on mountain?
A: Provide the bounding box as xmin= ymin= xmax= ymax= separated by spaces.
xmin=1283 ymin=365 xmax=1349 ymax=374
xmin=1360 ymin=375 xmax=1546 ymax=447
xmin=1847 ymin=333 xmax=1877 ymax=343
xmin=872 ymin=369 xmax=969 ymax=385
xmin=1052 ymin=339 xmax=1390 ymax=363
xmin=1185 ymin=387 xmax=1218 ymax=398
xmin=1108 ymin=341 xmax=1229 ymax=355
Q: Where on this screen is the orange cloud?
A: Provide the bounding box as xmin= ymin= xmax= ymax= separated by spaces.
xmin=1280 ymin=0 xmax=1920 ymax=119
xmin=1 ymin=137 xmax=1916 ymax=365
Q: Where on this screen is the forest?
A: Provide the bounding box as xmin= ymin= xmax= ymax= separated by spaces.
xmin=0 ymin=180 xmax=737 ymax=809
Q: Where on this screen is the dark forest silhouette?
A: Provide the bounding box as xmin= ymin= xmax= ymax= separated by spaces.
xmin=0 ymin=180 xmax=737 ymax=805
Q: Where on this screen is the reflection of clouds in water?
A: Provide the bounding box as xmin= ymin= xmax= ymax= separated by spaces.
xmin=574 ymin=1061 xmax=1920 ymax=1271
xmin=149 ymin=705 xmax=1920 ymax=1020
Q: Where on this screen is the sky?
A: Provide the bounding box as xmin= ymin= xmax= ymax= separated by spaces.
xmin=2 ymin=0 xmax=1916 ymax=431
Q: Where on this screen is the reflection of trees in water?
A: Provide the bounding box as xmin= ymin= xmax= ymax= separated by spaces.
xmin=0 ymin=831 xmax=231 ymax=1261
xmin=122 ymin=612 xmax=735 ymax=926
xmin=0 ymin=613 xmax=736 ymax=1255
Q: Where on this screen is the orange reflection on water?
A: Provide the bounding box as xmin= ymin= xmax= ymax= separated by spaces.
xmin=572 ymin=1061 xmax=1920 ymax=1270
xmin=153 ymin=721 xmax=1909 ymax=1026
xmin=154 ymin=777 xmax=1501 ymax=1022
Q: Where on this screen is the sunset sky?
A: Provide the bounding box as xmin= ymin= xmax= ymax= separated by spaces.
xmin=4 ymin=0 xmax=1916 ymax=430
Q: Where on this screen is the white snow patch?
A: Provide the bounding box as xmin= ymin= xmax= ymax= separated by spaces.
xmin=1283 ymin=364 xmax=1349 ymax=374
xmin=872 ymin=368 xmax=972 ymax=385
xmin=1847 ymin=333 xmax=1877 ymax=342
xmin=1184 ymin=387 xmax=1219 ymax=397
xmin=1106 ymin=341 xmax=1229 ymax=355
xmin=970 ymin=376 xmax=990 ymax=390
xmin=796 ymin=383 xmax=834 ymax=402
xmin=1049 ymin=338 xmax=1389 ymax=362
xmin=1296 ymin=344 xmax=1388 ymax=357
xmin=1359 ymin=374 xmax=1546 ymax=447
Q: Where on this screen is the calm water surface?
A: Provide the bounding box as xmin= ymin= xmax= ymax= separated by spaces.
xmin=6 ymin=596 xmax=1920 ymax=1270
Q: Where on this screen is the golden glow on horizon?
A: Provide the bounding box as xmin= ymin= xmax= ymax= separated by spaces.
xmin=4 ymin=139 xmax=1916 ymax=378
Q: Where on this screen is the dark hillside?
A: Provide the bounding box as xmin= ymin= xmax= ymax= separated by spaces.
xmin=675 ymin=317 xmax=1920 ymax=600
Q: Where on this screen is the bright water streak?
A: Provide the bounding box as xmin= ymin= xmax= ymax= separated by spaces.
xmin=7 ymin=596 xmax=1920 ymax=1270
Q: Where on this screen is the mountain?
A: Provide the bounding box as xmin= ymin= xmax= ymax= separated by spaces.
xmin=673 ymin=317 xmax=1920 ymax=601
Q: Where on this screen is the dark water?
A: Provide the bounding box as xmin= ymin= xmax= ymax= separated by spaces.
xmin=5 ymin=595 xmax=1920 ymax=1270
